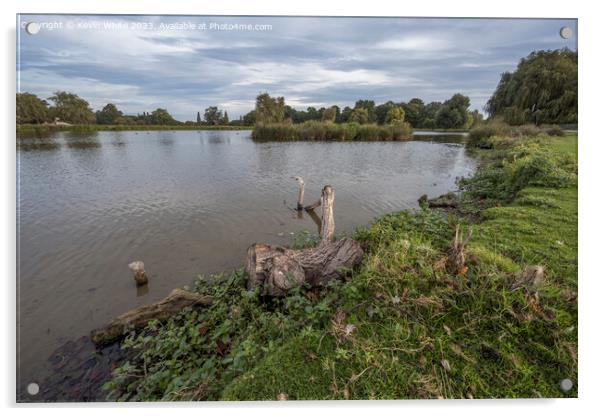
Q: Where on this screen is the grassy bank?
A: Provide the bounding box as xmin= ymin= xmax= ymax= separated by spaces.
xmin=104 ymin=133 xmax=577 ymax=401
xmin=252 ymin=121 xmax=413 ymax=141
xmin=17 ymin=124 xmax=251 ymax=135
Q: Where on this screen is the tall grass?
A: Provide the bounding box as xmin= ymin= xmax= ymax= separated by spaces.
xmin=468 ymin=121 xmax=565 ymax=148
xmin=252 ymin=121 xmax=412 ymax=142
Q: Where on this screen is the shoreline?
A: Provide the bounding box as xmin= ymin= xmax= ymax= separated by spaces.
xmin=19 ymin=132 xmax=578 ymax=402
xmin=16 ymin=124 xmax=253 ymax=134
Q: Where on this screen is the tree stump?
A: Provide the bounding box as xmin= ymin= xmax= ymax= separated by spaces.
xmin=292 ymin=176 xmax=305 ymax=210
xmin=246 ymin=185 xmax=364 ymax=296
xmin=128 ymin=261 xmax=148 ymax=286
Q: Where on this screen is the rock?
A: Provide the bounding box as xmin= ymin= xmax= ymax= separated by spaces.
xmin=90 ymin=289 xmax=212 ymax=346
xmin=418 ymin=194 xmax=428 ymax=205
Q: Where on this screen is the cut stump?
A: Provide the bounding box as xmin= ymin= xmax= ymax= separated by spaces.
xmin=246 ymin=185 xmax=364 ymax=296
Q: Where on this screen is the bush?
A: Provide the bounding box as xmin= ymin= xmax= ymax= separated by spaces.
xmin=467 ymin=121 xmax=552 ymax=148
xmin=544 ymin=125 xmax=566 ymax=137
xmin=460 ymin=139 xmax=577 ymax=203
xmin=252 ymin=121 xmax=412 ymax=142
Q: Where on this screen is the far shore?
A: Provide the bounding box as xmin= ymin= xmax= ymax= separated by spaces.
xmin=16 ymin=124 xmax=252 ymax=134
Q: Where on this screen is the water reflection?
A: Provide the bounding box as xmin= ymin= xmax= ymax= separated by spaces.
xmin=136 ymin=283 xmax=149 ymax=297
xmin=63 ymin=131 xmax=102 ymax=149
xmin=17 ymin=137 xmax=61 ymax=151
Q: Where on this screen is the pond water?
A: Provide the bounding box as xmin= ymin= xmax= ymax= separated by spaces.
xmin=17 ymin=129 xmax=476 ymax=396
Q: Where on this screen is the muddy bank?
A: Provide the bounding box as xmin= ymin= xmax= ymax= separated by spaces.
xmin=18 ymin=336 xmax=132 ymax=402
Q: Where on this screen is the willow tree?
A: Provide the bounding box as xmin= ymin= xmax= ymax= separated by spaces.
xmin=17 ymin=93 xmax=48 ymax=124
xmin=255 ymin=93 xmax=286 ymax=124
xmin=486 ymin=49 xmax=577 ymax=125
xmin=47 ymin=91 xmax=95 ymax=124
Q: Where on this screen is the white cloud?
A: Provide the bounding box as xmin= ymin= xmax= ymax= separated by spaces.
xmin=376 ymin=36 xmax=452 ymax=51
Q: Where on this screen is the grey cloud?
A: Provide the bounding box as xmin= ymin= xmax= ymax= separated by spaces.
xmin=17 ymin=15 xmax=577 ymax=120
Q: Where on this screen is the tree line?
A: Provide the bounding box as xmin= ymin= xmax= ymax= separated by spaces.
xmin=248 ymin=92 xmax=482 ymax=130
xmin=16 ymin=91 xmax=182 ymax=126
xmin=17 ymin=48 xmax=577 ymax=129
xmin=16 ymin=90 xmax=481 ymax=129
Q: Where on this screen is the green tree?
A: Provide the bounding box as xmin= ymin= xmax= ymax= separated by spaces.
xmin=469 ymin=109 xmax=484 ymax=127
xmin=385 ymin=106 xmax=406 ymax=124
xmin=435 ymin=94 xmax=471 ymax=129
xmin=242 ymin=110 xmax=256 ymax=126
xmin=204 ymin=106 xmax=223 ymax=125
xmin=16 ymin=92 xmax=48 ymax=124
xmin=421 ymin=101 xmax=442 ymax=128
xmin=486 ymin=49 xmax=577 ymax=125
xmin=374 ymin=101 xmax=396 ymax=125
xmin=321 ymin=106 xmax=338 ymax=122
xmin=354 ymin=100 xmax=376 ymax=122
xmin=340 ymin=106 xmax=353 ymax=123
xmin=222 ymin=111 xmax=229 ymax=125
xmin=95 ymin=103 xmax=123 ymax=125
xmin=47 ymin=91 xmax=95 ymax=124
xmin=349 ymin=108 xmax=370 ymax=124
xmin=255 ymin=93 xmax=285 ymax=124
xmin=402 ymin=98 xmax=425 ymax=127
xmin=150 ymin=108 xmax=177 ymax=125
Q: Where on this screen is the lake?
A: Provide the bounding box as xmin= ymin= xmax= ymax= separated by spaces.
xmin=16 ymin=129 xmax=475 ymax=394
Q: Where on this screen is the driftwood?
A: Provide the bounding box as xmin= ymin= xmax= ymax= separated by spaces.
xmin=90 ymin=289 xmax=212 ymax=346
xmin=246 ymin=185 xmax=364 ymax=296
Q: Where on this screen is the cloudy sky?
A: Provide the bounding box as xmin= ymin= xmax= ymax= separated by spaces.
xmin=17 ymin=15 xmax=577 ymax=121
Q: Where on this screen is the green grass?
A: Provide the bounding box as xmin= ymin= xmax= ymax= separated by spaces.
xmin=105 ymin=134 xmax=577 ymax=401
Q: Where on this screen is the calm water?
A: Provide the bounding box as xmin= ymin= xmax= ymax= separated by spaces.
xmin=17 ymin=130 xmax=476 ymax=391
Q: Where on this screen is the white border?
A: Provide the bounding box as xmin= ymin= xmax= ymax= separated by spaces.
xmin=2 ymin=1 xmax=600 ymax=415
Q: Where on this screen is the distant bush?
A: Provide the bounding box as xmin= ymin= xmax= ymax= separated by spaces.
xmin=467 ymin=121 xmax=565 ymax=148
xmin=544 ymin=125 xmax=566 ymax=137
xmin=252 ymin=121 xmax=412 ymax=141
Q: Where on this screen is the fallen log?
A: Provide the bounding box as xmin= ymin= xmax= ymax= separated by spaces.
xmin=246 ymin=185 xmax=364 ymax=296
xmin=90 ymin=288 xmax=212 ymax=346
xmin=418 ymin=192 xmax=459 ymax=208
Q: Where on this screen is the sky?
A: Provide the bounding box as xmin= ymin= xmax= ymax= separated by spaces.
xmin=17 ymin=15 xmax=577 ymax=121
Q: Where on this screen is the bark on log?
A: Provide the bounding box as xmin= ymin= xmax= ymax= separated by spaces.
xmin=246 ymin=185 xmax=364 ymax=296
xmin=90 ymin=289 xmax=212 ymax=346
